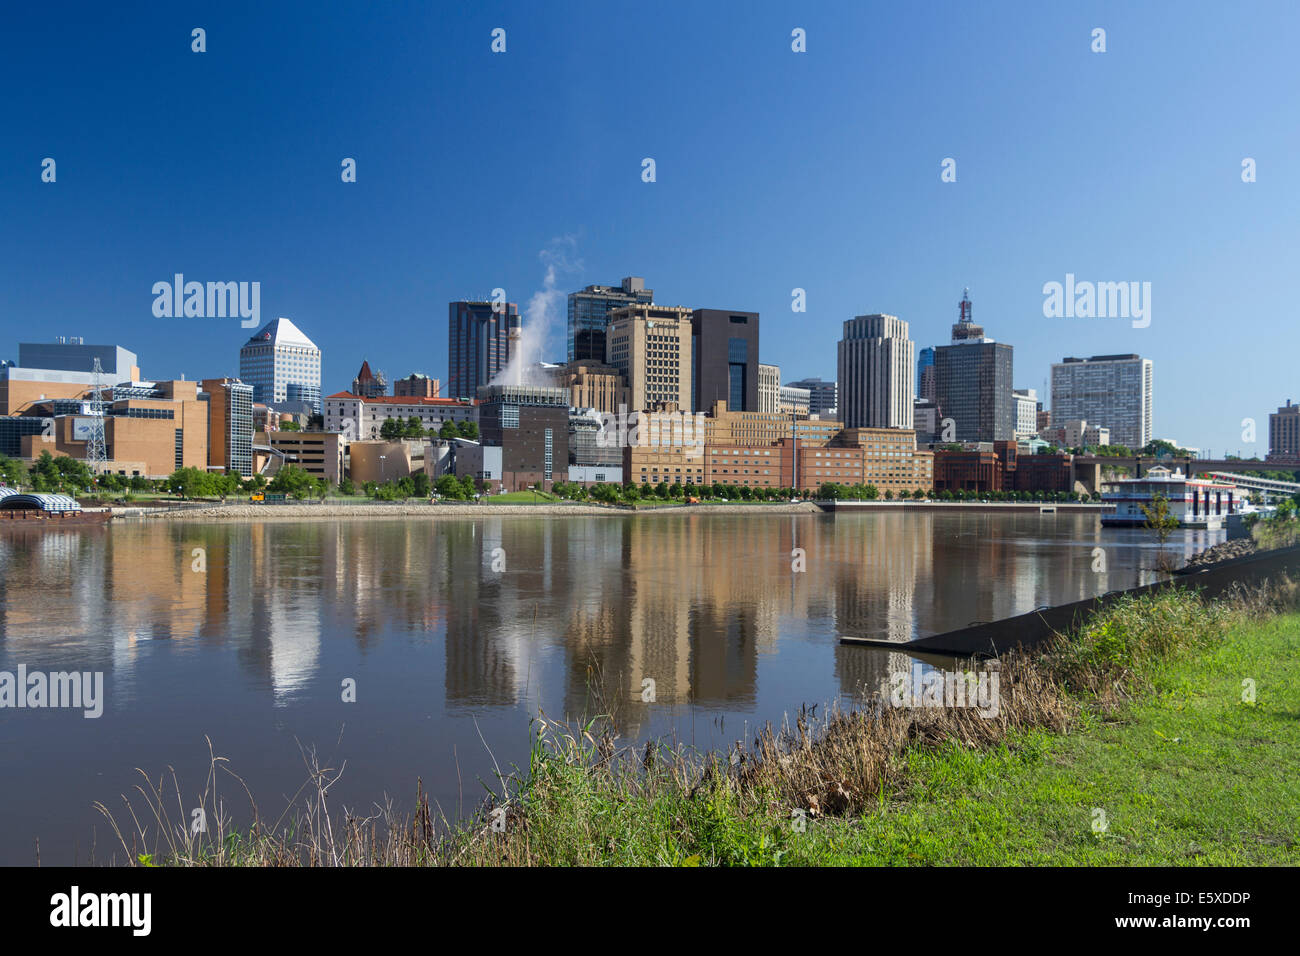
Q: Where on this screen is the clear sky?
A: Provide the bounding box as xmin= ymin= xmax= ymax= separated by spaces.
xmin=3 ymin=1 xmax=1297 ymax=455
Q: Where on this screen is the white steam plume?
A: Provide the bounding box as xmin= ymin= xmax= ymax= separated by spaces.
xmin=492 ymin=237 xmax=581 ymax=388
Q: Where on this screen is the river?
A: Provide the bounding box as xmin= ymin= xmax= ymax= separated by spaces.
xmin=0 ymin=510 xmax=1222 ymax=864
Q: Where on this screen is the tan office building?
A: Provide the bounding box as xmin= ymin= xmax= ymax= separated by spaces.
xmin=701 ymin=400 xmax=840 ymax=447
xmin=554 ymin=360 xmax=630 ymax=414
xmin=18 ymin=379 xmax=209 ymax=477
xmin=268 ymin=431 xmax=346 ymax=484
xmin=606 ymin=304 xmax=694 ymax=412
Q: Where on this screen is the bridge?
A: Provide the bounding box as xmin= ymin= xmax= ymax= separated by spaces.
xmin=1199 ymin=471 xmax=1300 ymax=499
xmin=1071 ymin=456 xmax=1299 ymax=494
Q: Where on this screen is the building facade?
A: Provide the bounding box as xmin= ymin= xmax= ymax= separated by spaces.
xmin=934 ymin=294 xmax=1014 ymax=443
xmin=1269 ymin=401 xmax=1300 ymax=461
xmin=758 ymin=364 xmax=780 ymax=414
xmin=691 ymin=309 xmax=760 ymax=414
xmin=447 ymin=300 xmax=520 ymax=400
xmin=476 ymin=384 xmax=570 ymax=491
xmin=553 ymin=360 xmax=630 ymax=414
xmin=239 ymin=318 xmax=322 ymax=413
xmin=1013 ymin=387 xmax=1039 ymax=440
xmin=1 ymin=340 xmax=141 ymax=415
xmin=606 ymin=304 xmax=694 ymax=413
xmin=267 ymin=430 xmax=345 ymax=484
xmin=567 ymin=277 xmax=654 ymax=362
xmin=778 ymin=385 xmax=811 ymax=418
xmin=393 ymin=373 xmax=440 ymax=398
xmin=351 ymin=360 xmax=387 ymax=398
xmin=916 ymin=348 xmax=936 ymax=403
xmin=323 ymin=392 xmax=477 ymax=440
xmin=1050 ymin=354 xmax=1153 ymax=451
xmin=201 ymin=377 xmax=255 ymax=476
xmin=838 ymin=313 xmax=914 ymax=430
xmin=787 ymin=377 xmax=838 ymax=418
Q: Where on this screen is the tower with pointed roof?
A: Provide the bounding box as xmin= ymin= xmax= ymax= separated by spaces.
xmin=238 ymin=317 xmax=323 ymax=413
xmin=351 ymin=359 xmax=388 ymax=398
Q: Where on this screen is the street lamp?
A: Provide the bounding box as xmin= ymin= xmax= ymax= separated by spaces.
xmin=379 ymin=454 xmax=387 ymax=485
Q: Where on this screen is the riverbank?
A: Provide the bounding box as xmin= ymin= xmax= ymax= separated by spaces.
xmin=126 ymin=500 xmax=824 ymax=520
xmin=97 ymin=581 xmax=1300 ymax=866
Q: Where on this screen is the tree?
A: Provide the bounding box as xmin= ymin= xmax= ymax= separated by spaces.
xmin=164 ymin=466 xmax=217 ymax=499
xmin=459 ymin=474 xmax=475 ymax=498
xmin=379 ymin=417 xmax=403 ymax=440
xmin=439 ymin=420 xmax=459 ymax=440
xmin=435 ymin=475 xmax=463 ymax=499
xmin=0 ymin=454 xmax=26 ymax=488
xmin=411 ymin=472 xmax=431 ymax=497
xmin=403 ymin=416 xmax=425 ymax=438
xmin=1141 ymin=439 xmax=1190 ymax=459
xmin=268 ymin=465 xmax=320 ymax=500
xmin=457 ymin=420 xmax=479 ymax=440
xmin=1140 ymin=492 xmax=1180 ymax=569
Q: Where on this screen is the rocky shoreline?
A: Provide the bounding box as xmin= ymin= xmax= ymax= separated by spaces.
xmin=1183 ymin=537 xmax=1259 ymax=569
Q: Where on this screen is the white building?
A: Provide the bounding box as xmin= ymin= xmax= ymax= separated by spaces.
xmin=1013 ymin=387 xmax=1039 ymax=440
xmin=324 ymin=392 xmax=477 ymax=440
xmin=758 ymin=363 xmax=780 ymax=414
xmin=239 ymin=317 xmax=323 ymax=413
xmin=778 ymin=384 xmax=811 ymax=418
xmin=1051 ymin=354 xmax=1152 ymax=450
xmin=837 ymin=314 xmax=914 ymax=430
xmin=1041 ymin=419 xmax=1110 ymax=449
xmin=1101 ymin=466 xmax=1241 ymax=529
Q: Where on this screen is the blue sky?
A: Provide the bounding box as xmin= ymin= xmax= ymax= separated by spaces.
xmin=3 ymin=1 xmax=1297 ymax=455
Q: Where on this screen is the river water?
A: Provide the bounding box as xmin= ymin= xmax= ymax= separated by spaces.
xmin=0 ymin=510 xmax=1221 ymax=864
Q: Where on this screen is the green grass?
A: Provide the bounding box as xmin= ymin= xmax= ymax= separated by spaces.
xmin=733 ymin=612 xmax=1300 ymax=865
xmin=488 ymin=491 xmax=566 ymax=504
xmin=469 ymin=605 xmax=1300 ymax=866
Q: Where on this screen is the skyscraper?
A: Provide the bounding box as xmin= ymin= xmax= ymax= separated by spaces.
xmin=1050 ymin=354 xmax=1153 ymax=450
xmin=916 ymin=347 xmax=936 ymax=402
xmin=567 ymin=277 xmax=654 ymax=362
xmin=934 ymin=291 xmax=1014 ymax=442
xmin=837 ymin=314 xmax=914 ymax=429
xmin=605 ymin=304 xmax=693 ymax=411
xmin=239 ymin=318 xmax=322 ymax=413
xmin=691 ymin=309 xmax=759 ymax=413
xmin=447 ymin=300 xmax=520 ymax=400
xmin=1269 ymin=401 xmax=1300 ymax=462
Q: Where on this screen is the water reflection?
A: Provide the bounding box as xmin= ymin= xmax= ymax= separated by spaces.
xmin=0 ymin=511 xmax=1221 ymax=863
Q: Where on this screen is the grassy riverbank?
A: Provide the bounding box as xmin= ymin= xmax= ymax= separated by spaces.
xmin=100 ymin=583 xmax=1300 ymax=866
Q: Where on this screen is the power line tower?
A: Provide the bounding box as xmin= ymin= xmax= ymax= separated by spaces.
xmin=85 ymin=357 xmax=108 ymax=474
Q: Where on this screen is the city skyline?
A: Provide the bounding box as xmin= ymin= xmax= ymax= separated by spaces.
xmin=5 ymin=3 xmax=1297 ymax=458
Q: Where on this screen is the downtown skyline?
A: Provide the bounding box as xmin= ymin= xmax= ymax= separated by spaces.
xmin=4 ymin=1 xmax=1297 ymax=458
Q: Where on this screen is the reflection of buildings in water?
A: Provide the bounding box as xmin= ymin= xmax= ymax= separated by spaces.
xmin=559 ymin=516 xmax=786 ymax=728
xmin=265 ymin=600 xmax=321 ymax=704
xmin=835 ymin=647 xmax=916 ymax=708
xmin=830 ymin=512 xmax=933 ymax=698
xmin=441 ymin=520 xmax=523 ymax=708
xmin=0 ymin=531 xmax=102 ymax=648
